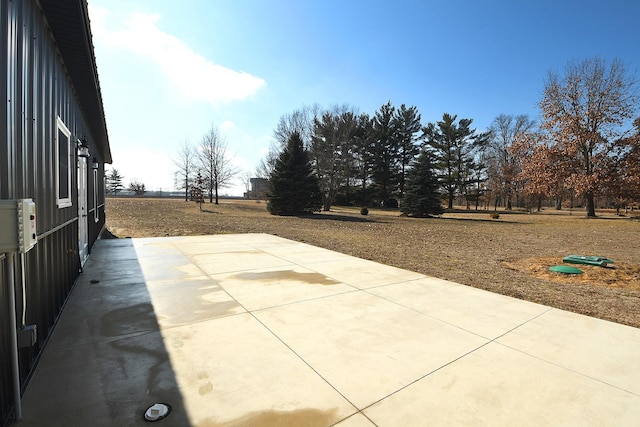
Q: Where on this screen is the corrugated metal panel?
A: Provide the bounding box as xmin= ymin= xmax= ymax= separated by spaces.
xmin=39 ymin=0 xmax=111 ymax=164
xmin=0 ymin=254 xmax=11 ymax=427
xmin=0 ymin=0 xmax=8 ymax=199
xmin=0 ymin=1 xmax=15 ymax=425
xmin=1 ymin=1 xmax=110 ymax=424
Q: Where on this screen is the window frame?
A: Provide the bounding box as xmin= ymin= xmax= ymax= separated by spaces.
xmin=56 ymin=117 xmax=73 ymax=208
xmin=93 ymin=168 xmax=99 ymax=223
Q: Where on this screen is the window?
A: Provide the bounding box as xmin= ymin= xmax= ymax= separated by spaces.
xmin=93 ymin=169 xmax=99 ymax=222
xmin=56 ymin=117 xmax=72 ymax=208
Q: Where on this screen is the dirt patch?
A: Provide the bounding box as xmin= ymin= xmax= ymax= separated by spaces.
xmin=503 ymin=257 xmax=640 ymax=291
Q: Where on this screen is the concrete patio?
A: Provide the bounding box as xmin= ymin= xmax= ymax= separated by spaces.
xmin=14 ymin=234 xmax=640 ymax=426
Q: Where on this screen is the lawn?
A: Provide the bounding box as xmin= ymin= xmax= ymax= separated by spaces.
xmin=105 ymin=197 xmax=640 ymax=328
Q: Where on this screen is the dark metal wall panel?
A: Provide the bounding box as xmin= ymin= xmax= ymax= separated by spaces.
xmin=0 ymin=1 xmax=15 ymax=423
xmin=2 ymin=0 xmax=16 ymax=198
xmin=1 ymin=1 xmax=108 ymax=424
xmin=0 ymin=0 xmax=7 ymax=198
xmin=1 ymin=0 xmax=108 ymax=232
xmin=39 ymin=0 xmax=112 ymax=164
xmin=0 ymin=255 xmax=11 ymax=427
xmin=0 ymin=14 xmax=7 ymax=426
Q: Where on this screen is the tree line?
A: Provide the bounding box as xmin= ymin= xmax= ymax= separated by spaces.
xmin=262 ymin=57 xmax=640 ymax=217
xmin=105 ymin=169 xmax=147 ymax=196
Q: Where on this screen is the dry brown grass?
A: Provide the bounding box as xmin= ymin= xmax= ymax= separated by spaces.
xmin=105 ymin=197 xmax=640 ymax=328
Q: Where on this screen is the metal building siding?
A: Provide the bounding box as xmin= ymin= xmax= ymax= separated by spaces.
xmin=1 ymin=14 xmax=15 ymax=424
xmin=0 ymin=255 xmax=11 ymax=427
xmin=1 ymin=1 xmax=109 ymax=424
xmin=0 ymin=0 xmax=8 ymax=418
xmin=0 ymin=0 xmax=7 ymax=198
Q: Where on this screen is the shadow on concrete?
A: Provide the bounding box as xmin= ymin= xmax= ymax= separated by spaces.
xmin=15 ymin=238 xmax=191 ymax=426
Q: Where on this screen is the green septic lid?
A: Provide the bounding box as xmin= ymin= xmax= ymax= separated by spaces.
xmin=550 ymin=265 xmax=583 ymax=274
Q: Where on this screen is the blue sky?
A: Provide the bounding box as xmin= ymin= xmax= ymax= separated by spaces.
xmin=88 ymin=0 xmax=640 ymax=196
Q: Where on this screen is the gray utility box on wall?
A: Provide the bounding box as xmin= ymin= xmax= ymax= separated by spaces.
xmin=0 ymin=199 xmax=37 ymax=253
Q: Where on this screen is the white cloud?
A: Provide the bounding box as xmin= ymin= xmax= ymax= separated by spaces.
xmin=89 ymin=6 xmax=265 ymax=106
xmin=220 ymin=120 xmax=235 ymax=131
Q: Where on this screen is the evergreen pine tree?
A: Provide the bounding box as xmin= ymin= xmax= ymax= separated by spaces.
xmin=105 ymin=168 xmax=124 ymax=195
xmin=423 ymin=113 xmax=489 ymax=209
xmin=371 ymin=101 xmax=399 ymax=202
xmin=267 ymin=131 xmax=322 ymax=215
xmin=401 ymin=149 xmax=443 ymax=217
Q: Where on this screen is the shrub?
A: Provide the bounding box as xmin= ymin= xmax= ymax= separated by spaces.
xmin=360 ymin=207 xmax=369 ymax=216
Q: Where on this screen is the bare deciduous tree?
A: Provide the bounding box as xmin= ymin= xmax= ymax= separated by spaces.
xmin=198 ymin=126 xmax=238 ymax=204
xmin=255 ymin=141 xmax=279 ymax=179
xmin=241 ymin=171 xmax=252 ymax=197
xmin=273 ymin=103 xmax=322 ymax=149
xmin=128 ymin=178 xmax=146 ymax=197
xmin=173 ymin=141 xmax=196 ymax=201
xmin=487 ymin=114 xmax=535 ymax=209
